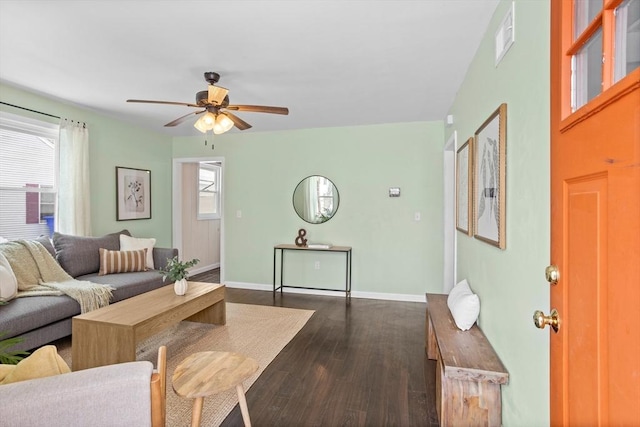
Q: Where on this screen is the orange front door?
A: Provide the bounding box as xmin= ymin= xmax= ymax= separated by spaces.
xmin=550 ymin=1 xmax=640 ymax=425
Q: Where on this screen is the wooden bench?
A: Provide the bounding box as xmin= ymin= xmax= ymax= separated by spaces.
xmin=425 ymin=293 xmax=509 ymax=426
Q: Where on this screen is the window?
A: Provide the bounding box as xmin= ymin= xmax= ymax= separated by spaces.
xmin=197 ymin=162 xmax=221 ymax=220
xmin=0 ymin=112 xmax=58 ymax=240
xmin=614 ymin=0 xmax=640 ymax=82
xmin=24 ymin=184 xmax=55 ymax=224
xmin=572 ymin=28 xmax=604 ymax=109
xmin=569 ymin=0 xmax=640 ymax=112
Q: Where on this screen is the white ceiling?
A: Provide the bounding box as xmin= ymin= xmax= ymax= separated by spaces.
xmin=0 ymin=0 xmax=499 ymax=137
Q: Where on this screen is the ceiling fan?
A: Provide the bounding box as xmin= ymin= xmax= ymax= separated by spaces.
xmin=127 ymin=71 xmax=289 ymax=134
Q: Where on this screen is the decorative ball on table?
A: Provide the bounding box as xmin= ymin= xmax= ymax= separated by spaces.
xmin=159 ymin=256 xmax=200 ymax=296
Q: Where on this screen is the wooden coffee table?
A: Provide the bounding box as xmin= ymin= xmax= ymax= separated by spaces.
xmin=72 ymin=281 xmax=225 ymax=371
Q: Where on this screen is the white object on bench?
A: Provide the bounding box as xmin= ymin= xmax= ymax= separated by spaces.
xmin=425 ymin=293 xmax=509 ymax=426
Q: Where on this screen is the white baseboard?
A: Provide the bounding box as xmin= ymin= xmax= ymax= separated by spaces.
xmin=224 ymin=281 xmax=426 ymax=303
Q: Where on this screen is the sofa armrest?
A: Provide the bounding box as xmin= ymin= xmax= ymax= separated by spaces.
xmin=0 ymin=361 xmax=154 ymax=427
xmin=153 ymin=247 xmax=178 ymax=271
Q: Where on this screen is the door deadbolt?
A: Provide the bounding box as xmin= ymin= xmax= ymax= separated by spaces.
xmin=545 ymin=265 xmax=560 ymax=285
xmin=533 ymin=309 xmax=560 ymax=333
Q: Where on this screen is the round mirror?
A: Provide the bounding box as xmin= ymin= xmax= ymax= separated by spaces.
xmin=292 ymin=175 xmax=340 ymax=224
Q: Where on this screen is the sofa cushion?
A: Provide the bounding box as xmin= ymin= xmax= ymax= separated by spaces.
xmin=0 ymin=345 xmax=70 ymax=385
xmin=119 ymin=234 xmax=156 ymax=269
xmin=34 ymin=235 xmax=56 ymax=258
xmin=53 ymin=230 xmax=130 ymax=277
xmin=79 ymin=270 xmax=167 ymax=303
xmin=98 ymin=248 xmax=148 ymax=276
xmin=0 ymin=294 xmax=80 ymax=338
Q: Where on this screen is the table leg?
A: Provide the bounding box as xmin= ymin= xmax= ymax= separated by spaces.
xmin=191 ymin=397 xmax=204 ymax=427
xmin=72 ymin=319 xmax=135 ymax=371
xmin=280 ymin=249 xmax=284 ymax=294
xmin=236 ymin=383 xmax=252 ymax=427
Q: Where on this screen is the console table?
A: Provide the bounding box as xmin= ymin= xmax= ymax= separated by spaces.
xmin=273 ymin=244 xmax=352 ymax=300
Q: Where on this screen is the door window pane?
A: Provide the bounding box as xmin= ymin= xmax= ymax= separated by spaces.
xmin=572 ymin=28 xmax=603 ymax=110
xmin=614 ymin=0 xmax=640 ymax=82
xmin=575 ymin=0 xmax=603 ymax=38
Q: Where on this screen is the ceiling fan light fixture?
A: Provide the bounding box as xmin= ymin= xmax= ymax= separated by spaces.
xmin=194 ymin=112 xmax=216 ymax=133
xmin=213 ymin=113 xmax=234 ymax=135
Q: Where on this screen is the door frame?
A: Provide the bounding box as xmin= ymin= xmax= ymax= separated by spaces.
xmin=443 ymin=131 xmax=457 ymax=293
xmin=172 ymin=156 xmax=225 ymax=282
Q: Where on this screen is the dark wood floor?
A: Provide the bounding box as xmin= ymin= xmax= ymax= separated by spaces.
xmin=191 ymin=270 xmax=439 ymax=427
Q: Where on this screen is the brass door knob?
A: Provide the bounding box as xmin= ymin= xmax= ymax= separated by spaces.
xmin=533 ymin=309 xmax=560 ymax=333
xmin=545 ymin=265 xmax=560 ymax=285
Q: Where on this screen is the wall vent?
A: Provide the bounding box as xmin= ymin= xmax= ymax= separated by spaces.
xmin=495 ymin=2 xmax=515 ymax=66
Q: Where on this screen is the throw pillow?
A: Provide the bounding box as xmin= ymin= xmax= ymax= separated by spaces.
xmin=53 ymin=230 xmax=131 ymax=277
xmin=0 ymin=345 xmax=70 ymax=385
xmin=119 ymin=234 xmax=156 ymax=269
xmin=0 ymin=364 xmax=14 ymax=382
xmin=0 ymin=252 xmax=18 ymax=302
xmin=98 ymin=248 xmax=148 ymax=276
xmin=447 ymin=279 xmax=480 ymax=331
xmin=34 ymin=235 xmax=56 ymax=258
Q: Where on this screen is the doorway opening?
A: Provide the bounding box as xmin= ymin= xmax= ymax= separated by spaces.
xmin=172 ymin=157 xmax=225 ymax=283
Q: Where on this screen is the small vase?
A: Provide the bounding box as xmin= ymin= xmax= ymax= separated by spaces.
xmin=174 ymin=278 xmax=188 ymax=296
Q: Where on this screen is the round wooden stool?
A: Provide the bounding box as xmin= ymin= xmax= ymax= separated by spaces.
xmin=172 ymin=351 xmax=259 ymax=427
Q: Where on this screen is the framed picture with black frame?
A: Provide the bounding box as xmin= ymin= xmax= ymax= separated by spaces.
xmin=116 ymin=166 xmax=151 ymax=220
xmin=473 ymin=103 xmax=507 ymax=249
xmin=456 ymin=137 xmax=473 ymax=236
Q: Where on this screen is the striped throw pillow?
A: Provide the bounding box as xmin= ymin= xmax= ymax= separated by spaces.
xmin=98 ymin=248 xmax=148 ymax=276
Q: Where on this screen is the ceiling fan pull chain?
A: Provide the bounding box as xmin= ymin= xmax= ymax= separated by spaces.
xmin=203 ymin=129 xmax=214 ymax=150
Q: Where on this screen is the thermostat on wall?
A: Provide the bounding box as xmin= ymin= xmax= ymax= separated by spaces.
xmin=389 ymin=187 xmax=401 ymax=197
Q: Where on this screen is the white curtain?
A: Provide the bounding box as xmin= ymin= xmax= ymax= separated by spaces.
xmin=57 ymin=119 xmax=91 ymax=236
xmin=306 ymin=176 xmax=319 ymax=221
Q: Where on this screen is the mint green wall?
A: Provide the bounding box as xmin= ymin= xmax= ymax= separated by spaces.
xmin=446 ymin=1 xmax=550 ymax=425
xmin=0 ymin=83 xmax=173 ymax=246
xmin=174 ymin=122 xmax=444 ymax=297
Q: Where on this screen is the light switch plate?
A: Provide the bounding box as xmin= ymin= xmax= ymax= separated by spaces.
xmin=389 ymin=187 xmax=401 ymax=197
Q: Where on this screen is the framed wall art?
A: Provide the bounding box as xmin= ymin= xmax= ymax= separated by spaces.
xmin=456 ymin=137 xmax=473 ymax=236
xmin=473 ymin=103 xmax=507 ymax=249
xmin=116 ymin=166 xmax=151 ymax=220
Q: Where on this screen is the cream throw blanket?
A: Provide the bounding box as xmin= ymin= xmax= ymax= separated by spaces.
xmin=0 ymin=240 xmax=114 ymax=313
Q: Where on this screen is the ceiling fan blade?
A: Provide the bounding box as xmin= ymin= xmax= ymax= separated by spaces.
xmin=226 ymin=105 xmax=289 ymax=115
xmin=223 ymin=112 xmax=252 ymax=131
xmin=127 ymin=99 xmax=200 ymax=108
xmin=164 ymin=110 xmax=205 ymax=127
xmin=208 ymin=86 xmax=229 ymax=105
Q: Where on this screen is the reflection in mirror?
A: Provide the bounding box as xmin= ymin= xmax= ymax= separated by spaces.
xmin=293 ymin=176 xmax=340 ymax=224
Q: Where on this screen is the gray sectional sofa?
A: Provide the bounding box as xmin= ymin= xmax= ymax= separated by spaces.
xmin=0 ymin=230 xmax=177 ymax=352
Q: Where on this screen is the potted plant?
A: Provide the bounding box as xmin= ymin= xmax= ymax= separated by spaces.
xmin=159 ymin=256 xmax=199 ymax=295
xmin=0 ymin=333 xmax=28 ymax=365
